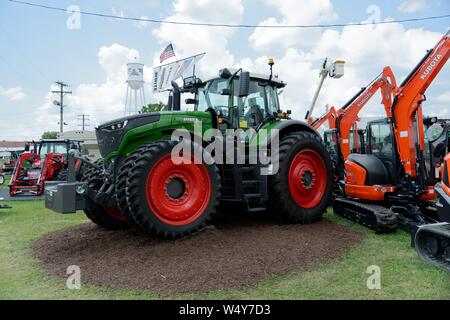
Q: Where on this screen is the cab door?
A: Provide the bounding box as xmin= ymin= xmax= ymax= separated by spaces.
xmin=367 ymin=118 xmax=400 ymax=184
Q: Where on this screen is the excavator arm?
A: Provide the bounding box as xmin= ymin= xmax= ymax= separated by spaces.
xmin=336 ymin=66 xmax=397 ymax=160
xmin=310 ymin=106 xmax=338 ymax=130
xmin=392 ymin=30 xmax=450 ymax=177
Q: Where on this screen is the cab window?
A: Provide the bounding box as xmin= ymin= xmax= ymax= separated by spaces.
xmin=369 ymin=122 xmax=394 ymax=157
xmin=39 ymin=143 xmax=68 ymax=158
xmin=196 ymin=78 xmax=229 ymax=112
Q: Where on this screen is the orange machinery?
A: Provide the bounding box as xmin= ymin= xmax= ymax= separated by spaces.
xmin=309 ymin=67 xmax=397 ymax=175
xmin=334 ymin=31 xmax=450 ymax=273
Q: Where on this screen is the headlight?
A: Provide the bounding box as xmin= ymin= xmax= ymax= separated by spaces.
xmin=76 ymin=184 xmax=86 ymax=195
xmin=103 ymin=120 xmax=128 ymax=131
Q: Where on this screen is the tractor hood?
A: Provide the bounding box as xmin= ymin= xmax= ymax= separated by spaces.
xmin=96 ymin=113 xmax=160 ymax=157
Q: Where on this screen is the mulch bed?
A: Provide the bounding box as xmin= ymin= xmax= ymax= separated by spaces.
xmin=31 ymin=213 xmax=363 ymax=296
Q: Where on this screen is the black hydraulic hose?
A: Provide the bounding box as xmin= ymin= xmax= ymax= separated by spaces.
xmin=400 ymin=49 xmax=433 ymax=88
xmin=74 ymin=155 xmax=102 ymax=171
xmin=341 ymin=87 xmax=367 ymax=110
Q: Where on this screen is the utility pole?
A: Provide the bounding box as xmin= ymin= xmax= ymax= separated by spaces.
xmin=77 ymin=114 xmax=90 ymax=131
xmin=52 ymin=81 xmax=72 ymax=133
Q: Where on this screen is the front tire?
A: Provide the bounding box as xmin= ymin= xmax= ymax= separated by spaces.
xmin=82 ymin=159 xmax=128 ymax=230
xmin=269 ymin=132 xmax=333 ymax=223
xmin=126 ymin=140 xmax=219 ymax=239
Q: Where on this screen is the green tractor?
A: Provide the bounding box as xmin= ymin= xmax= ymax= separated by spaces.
xmin=45 ymin=65 xmax=334 ymax=239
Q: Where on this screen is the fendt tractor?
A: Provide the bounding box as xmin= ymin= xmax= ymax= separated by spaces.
xmin=45 ymin=61 xmax=335 ymax=239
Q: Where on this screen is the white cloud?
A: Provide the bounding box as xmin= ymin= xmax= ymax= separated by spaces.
xmin=249 ymin=0 xmax=338 ymax=51
xmin=398 ymin=0 xmax=428 ymax=13
xmin=436 ymin=92 xmax=450 ymax=103
xmin=152 ymin=0 xmax=244 ymax=77
xmin=0 ymin=86 xmax=25 ymax=101
xmin=243 ymin=21 xmax=445 ymax=122
xmin=134 ymin=16 xmax=149 ymax=29
xmin=32 ymin=43 xmax=143 ymax=134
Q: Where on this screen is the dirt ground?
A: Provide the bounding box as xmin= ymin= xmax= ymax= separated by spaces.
xmin=32 ymin=213 xmax=363 ymax=296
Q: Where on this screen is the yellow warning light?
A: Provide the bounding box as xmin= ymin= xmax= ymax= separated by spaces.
xmin=268 ymin=58 xmax=274 ymax=66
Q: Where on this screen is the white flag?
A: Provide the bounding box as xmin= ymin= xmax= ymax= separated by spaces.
xmin=152 ymin=53 xmax=205 ymax=93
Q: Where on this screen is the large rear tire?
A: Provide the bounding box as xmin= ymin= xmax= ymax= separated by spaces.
xmin=126 ymin=140 xmax=219 ymax=239
xmin=82 ymin=159 xmax=128 ymax=230
xmin=269 ymin=132 xmax=333 ymax=223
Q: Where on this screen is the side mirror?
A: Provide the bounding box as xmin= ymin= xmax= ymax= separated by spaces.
xmin=238 ymin=71 xmax=250 ymax=97
xmin=426 ymin=123 xmax=444 ymax=142
xmin=185 ymin=98 xmax=197 ymax=104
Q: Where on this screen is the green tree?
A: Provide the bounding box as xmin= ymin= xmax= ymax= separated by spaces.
xmin=139 ymin=102 xmax=168 ymax=114
xmin=41 ymin=131 xmax=58 ymax=139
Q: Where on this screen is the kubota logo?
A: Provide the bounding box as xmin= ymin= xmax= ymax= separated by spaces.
xmin=421 ymin=54 xmax=442 ymax=80
xmin=358 ymin=92 xmax=373 ymax=107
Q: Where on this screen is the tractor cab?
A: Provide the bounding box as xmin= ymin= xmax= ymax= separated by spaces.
xmin=1 ymin=150 xmax=23 ymax=173
xmin=180 ymin=67 xmax=287 ymax=133
xmin=423 ymin=117 xmax=450 ymax=185
xmin=38 ymin=139 xmax=82 ymax=162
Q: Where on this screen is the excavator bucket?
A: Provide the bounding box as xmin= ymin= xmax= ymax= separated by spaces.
xmin=414 ymin=183 xmax=450 ymax=273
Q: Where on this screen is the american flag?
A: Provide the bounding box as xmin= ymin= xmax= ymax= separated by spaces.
xmin=160 ymin=43 xmax=175 ymax=63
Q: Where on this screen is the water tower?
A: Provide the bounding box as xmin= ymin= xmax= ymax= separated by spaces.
xmin=125 ymin=61 xmax=146 ymax=115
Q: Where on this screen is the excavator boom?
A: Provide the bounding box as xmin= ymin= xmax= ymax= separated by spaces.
xmin=393 ymin=30 xmax=450 ymax=177
xmin=337 ymin=66 xmax=397 ymax=160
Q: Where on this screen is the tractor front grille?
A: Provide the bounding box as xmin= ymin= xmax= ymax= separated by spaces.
xmin=96 ymin=113 xmax=160 ymax=157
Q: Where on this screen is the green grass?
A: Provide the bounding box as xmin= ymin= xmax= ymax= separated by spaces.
xmin=0 ymin=201 xmax=448 ymax=300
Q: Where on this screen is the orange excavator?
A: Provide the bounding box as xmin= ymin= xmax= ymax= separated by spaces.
xmin=333 ymin=30 xmax=450 ymax=272
xmin=309 ymin=66 xmax=398 ymax=177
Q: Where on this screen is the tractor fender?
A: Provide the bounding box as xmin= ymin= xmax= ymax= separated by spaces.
xmin=268 ymin=120 xmax=322 ymax=145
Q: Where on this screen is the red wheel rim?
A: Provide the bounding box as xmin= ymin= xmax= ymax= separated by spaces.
xmin=145 ymin=154 xmax=211 ymax=226
xmin=104 ymin=206 xmax=126 ymax=221
xmin=288 ymin=149 xmax=327 ymax=209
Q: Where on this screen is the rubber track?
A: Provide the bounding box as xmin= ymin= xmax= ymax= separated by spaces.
xmin=415 ymin=223 xmax=450 ymax=273
xmin=334 ymin=197 xmax=397 ymax=233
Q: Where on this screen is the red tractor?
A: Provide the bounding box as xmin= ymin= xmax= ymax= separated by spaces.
xmin=2 ymin=150 xmax=23 ymax=173
xmin=9 ymin=139 xmax=82 ymax=196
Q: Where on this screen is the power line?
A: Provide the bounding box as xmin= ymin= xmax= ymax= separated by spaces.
xmin=0 ymin=23 xmax=51 ymax=83
xmin=77 ymin=114 xmax=90 ymax=130
xmin=51 ymin=81 xmax=71 ymax=133
xmin=8 ymin=0 xmax=450 ymax=29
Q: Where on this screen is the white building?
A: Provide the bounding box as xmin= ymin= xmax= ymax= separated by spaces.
xmin=57 ymin=130 xmax=100 ymax=160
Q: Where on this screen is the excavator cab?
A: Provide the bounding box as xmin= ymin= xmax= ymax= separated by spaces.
xmin=424 ymin=120 xmax=450 ymax=185
xmin=350 ymin=129 xmax=366 ymax=154
xmin=323 ymin=129 xmax=342 ymax=174
xmin=366 ymin=118 xmax=401 ymax=185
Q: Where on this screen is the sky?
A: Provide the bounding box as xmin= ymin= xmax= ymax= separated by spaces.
xmin=0 ymin=0 xmax=449 ymax=140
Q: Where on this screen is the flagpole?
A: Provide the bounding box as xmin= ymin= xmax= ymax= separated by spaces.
xmin=171 ymin=43 xmax=184 ymax=82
